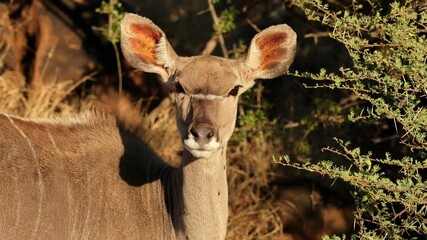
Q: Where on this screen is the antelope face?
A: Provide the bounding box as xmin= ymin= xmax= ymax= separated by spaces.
xmin=171 ymin=56 xmax=242 ymax=158
xmin=120 ymin=14 xmax=297 ymax=159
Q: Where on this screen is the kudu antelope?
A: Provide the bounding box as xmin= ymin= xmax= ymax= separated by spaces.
xmin=0 ymin=14 xmax=296 ymax=239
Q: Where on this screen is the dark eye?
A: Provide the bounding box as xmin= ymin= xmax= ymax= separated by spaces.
xmin=175 ymin=82 xmax=185 ymax=94
xmin=228 ymin=85 xmax=240 ymax=97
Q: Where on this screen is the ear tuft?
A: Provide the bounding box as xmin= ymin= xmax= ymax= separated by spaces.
xmin=244 ymin=24 xmax=297 ymax=80
xmin=120 ymin=14 xmax=177 ymax=81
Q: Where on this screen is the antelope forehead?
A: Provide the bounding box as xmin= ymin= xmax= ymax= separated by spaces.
xmin=180 ymin=76 xmax=238 ymax=98
xmin=178 ymin=57 xmax=240 ymax=96
xmin=186 ymin=71 xmax=239 ymax=97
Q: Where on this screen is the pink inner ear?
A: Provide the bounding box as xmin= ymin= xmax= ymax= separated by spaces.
xmin=129 ymin=23 xmax=162 ymax=65
xmin=256 ymin=33 xmax=288 ymax=70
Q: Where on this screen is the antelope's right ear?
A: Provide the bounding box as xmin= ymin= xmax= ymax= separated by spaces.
xmin=120 ymin=13 xmax=178 ymax=81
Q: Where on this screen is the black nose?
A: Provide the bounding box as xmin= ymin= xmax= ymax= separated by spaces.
xmin=190 ymin=123 xmax=215 ymax=142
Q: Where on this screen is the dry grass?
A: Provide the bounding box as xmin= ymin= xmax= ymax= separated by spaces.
xmin=0 ymin=75 xmax=24 ymax=114
xmin=227 ymin=139 xmax=283 ymax=239
xmin=0 ymin=8 xmax=91 ymax=118
xmin=0 ymin=74 xmax=92 ymax=118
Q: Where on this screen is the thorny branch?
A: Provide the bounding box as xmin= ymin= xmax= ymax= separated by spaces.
xmin=207 ymin=0 xmax=229 ymax=58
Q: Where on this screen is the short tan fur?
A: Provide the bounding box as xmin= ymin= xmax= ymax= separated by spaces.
xmin=0 ymin=13 xmax=296 ymax=239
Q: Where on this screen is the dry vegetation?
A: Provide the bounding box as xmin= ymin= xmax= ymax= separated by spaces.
xmin=0 ymin=1 xmax=355 ymax=239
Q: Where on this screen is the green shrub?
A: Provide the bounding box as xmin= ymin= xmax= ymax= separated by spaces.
xmin=279 ymin=0 xmax=427 ymax=239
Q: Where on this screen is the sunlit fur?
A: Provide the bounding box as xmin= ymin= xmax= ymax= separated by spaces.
xmin=0 ymin=13 xmax=296 ymax=240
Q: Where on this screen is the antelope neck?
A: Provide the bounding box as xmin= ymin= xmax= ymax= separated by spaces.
xmin=172 ymin=147 xmax=229 ymax=239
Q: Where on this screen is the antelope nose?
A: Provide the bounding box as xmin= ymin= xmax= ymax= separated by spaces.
xmin=190 ymin=124 xmax=215 ymax=142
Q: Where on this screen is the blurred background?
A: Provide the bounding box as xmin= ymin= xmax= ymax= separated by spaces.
xmin=1 ymin=0 xmax=425 ymax=239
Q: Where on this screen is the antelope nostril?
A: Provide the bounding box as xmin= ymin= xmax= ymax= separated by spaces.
xmin=206 ymin=131 xmax=214 ymax=139
xmin=190 ymin=127 xmax=199 ymax=138
xmin=189 ymin=124 xmax=215 ymax=141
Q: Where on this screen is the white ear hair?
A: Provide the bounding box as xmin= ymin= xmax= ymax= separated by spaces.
xmin=244 ymin=24 xmax=297 ymax=80
xmin=120 ymin=13 xmax=178 ymax=81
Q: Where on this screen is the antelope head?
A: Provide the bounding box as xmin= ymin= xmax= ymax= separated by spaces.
xmin=121 ymin=14 xmax=296 ymax=159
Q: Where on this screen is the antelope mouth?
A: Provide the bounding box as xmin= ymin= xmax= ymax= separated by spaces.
xmin=185 ymin=148 xmax=215 ymax=158
xmin=184 ymin=138 xmax=221 ymax=158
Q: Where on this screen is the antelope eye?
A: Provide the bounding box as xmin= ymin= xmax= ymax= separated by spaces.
xmin=175 ymin=82 xmax=185 ymax=94
xmin=228 ymin=85 xmax=241 ymax=97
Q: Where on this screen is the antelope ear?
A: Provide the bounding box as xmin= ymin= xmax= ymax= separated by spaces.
xmin=120 ymin=13 xmax=178 ymax=81
xmin=242 ymin=24 xmax=297 ymax=81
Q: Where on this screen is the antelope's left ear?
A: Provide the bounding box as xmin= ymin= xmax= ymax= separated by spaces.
xmin=242 ymin=24 xmax=297 ymax=82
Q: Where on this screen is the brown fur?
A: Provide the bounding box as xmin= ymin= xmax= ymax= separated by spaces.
xmin=0 ymin=14 xmax=297 ymax=239
xmin=0 ymin=113 xmax=175 ymax=239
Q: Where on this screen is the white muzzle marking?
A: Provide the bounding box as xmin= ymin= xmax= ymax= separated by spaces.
xmin=184 ymin=136 xmax=221 ymax=158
